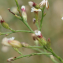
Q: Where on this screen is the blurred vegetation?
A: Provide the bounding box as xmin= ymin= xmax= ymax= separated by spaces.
xmin=0 ymin=0 xmax=63 ymax=63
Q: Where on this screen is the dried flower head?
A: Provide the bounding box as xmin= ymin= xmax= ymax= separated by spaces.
xmin=7 ymin=57 xmax=16 ymax=62
xmin=39 ymin=0 xmax=49 ymax=9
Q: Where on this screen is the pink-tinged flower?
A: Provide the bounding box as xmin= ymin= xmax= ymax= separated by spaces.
xmin=2 ymin=37 xmax=15 ymax=46
xmin=34 ymin=30 xmax=43 ymax=38
xmin=31 ymin=7 xmax=41 ymax=12
xmin=2 ymin=37 xmax=21 ymax=48
xmin=21 ymin=6 xmax=27 ymax=21
xmin=28 ymin=1 xmax=36 ymax=7
xmin=61 ymin=17 xmax=63 ymax=20
xmin=39 ymin=0 xmax=49 ymax=9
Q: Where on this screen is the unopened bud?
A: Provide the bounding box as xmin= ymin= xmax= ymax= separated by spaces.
xmin=33 ymin=18 xmax=36 ymax=24
xmin=21 ymin=6 xmax=27 ymax=21
xmin=8 ymin=40 xmax=22 ymax=48
xmin=34 ymin=40 xmax=39 ymax=45
xmin=38 ymin=37 xmax=47 ymax=46
xmin=7 ymin=57 xmax=16 ymax=62
xmin=0 ymin=15 xmax=10 ymax=29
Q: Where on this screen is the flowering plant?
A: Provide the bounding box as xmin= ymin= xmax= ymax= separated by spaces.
xmin=0 ymin=0 xmax=63 ymax=63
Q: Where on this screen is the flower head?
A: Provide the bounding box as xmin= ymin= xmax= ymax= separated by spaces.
xmin=34 ymin=30 xmax=43 ymax=38
xmin=39 ymin=0 xmax=49 ymax=9
xmin=31 ymin=7 xmax=41 ymax=12
xmin=28 ymin=1 xmax=36 ymax=7
xmin=21 ymin=5 xmax=26 ymax=12
xmin=2 ymin=37 xmax=15 ymax=46
xmin=2 ymin=37 xmax=22 ymax=48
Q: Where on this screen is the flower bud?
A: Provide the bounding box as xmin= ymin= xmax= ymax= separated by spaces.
xmin=38 ymin=37 xmax=47 ymax=46
xmin=21 ymin=42 xmax=29 ymax=47
xmin=21 ymin=6 xmax=27 ymax=21
xmin=7 ymin=57 xmax=16 ymax=62
xmin=0 ymin=15 xmax=10 ymax=29
xmin=8 ymin=40 xmax=22 ymax=48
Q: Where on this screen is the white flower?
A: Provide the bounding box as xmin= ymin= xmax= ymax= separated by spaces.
xmin=31 ymin=7 xmax=41 ymax=12
xmin=21 ymin=5 xmax=25 ymax=11
xmin=28 ymin=1 xmax=34 ymax=7
xmin=39 ymin=0 xmax=49 ymax=9
xmin=11 ymin=7 xmax=18 ymax=14
xmin=0 ymin=15 xmax=2 ymax=21
xmin=34 ymin=30 xmax=41 ymax=36
xmin=61 ymin=17 xmax=63 ymax=20
xmin=2 ymin=37 xmax=15 ymax=46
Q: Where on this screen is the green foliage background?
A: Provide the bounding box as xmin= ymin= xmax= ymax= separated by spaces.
xmin=0 ymin=0 xmax=63 ymax=63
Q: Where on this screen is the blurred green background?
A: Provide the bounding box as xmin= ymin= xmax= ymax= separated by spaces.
xmin=0 ymin=0 xmax=63 ymax=63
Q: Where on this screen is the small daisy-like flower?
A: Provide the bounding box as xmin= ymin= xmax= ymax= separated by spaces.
xmin=39 ymin=0 xmax=49 ymax=9
xmin=61 ymin=17 xmax=63 ymax=20
xmin=34 ymin=30 xmax=41 ymax=36
xmin=31 ymin=7 xmax=41 ymax=12
xmin=34 ymin=30 xmax=43 ymax=38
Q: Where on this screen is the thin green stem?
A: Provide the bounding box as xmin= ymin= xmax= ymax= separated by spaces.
xmin=35 ymin=12 xmax=40 ymax=30
xmin=13 ymin=48 xmax=23 ymax=55
xmin=50 ymin=48 xmax=63 ymax=63
xmin=14 ymin=52 xmax=51 ymax=60
xmin=15 ymin=0 xmax=21 ymax=16
xmin=0 ymin=30 xmax=33 ymax=35
xmin=40 ymin=6 xmax=45 ymax=31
